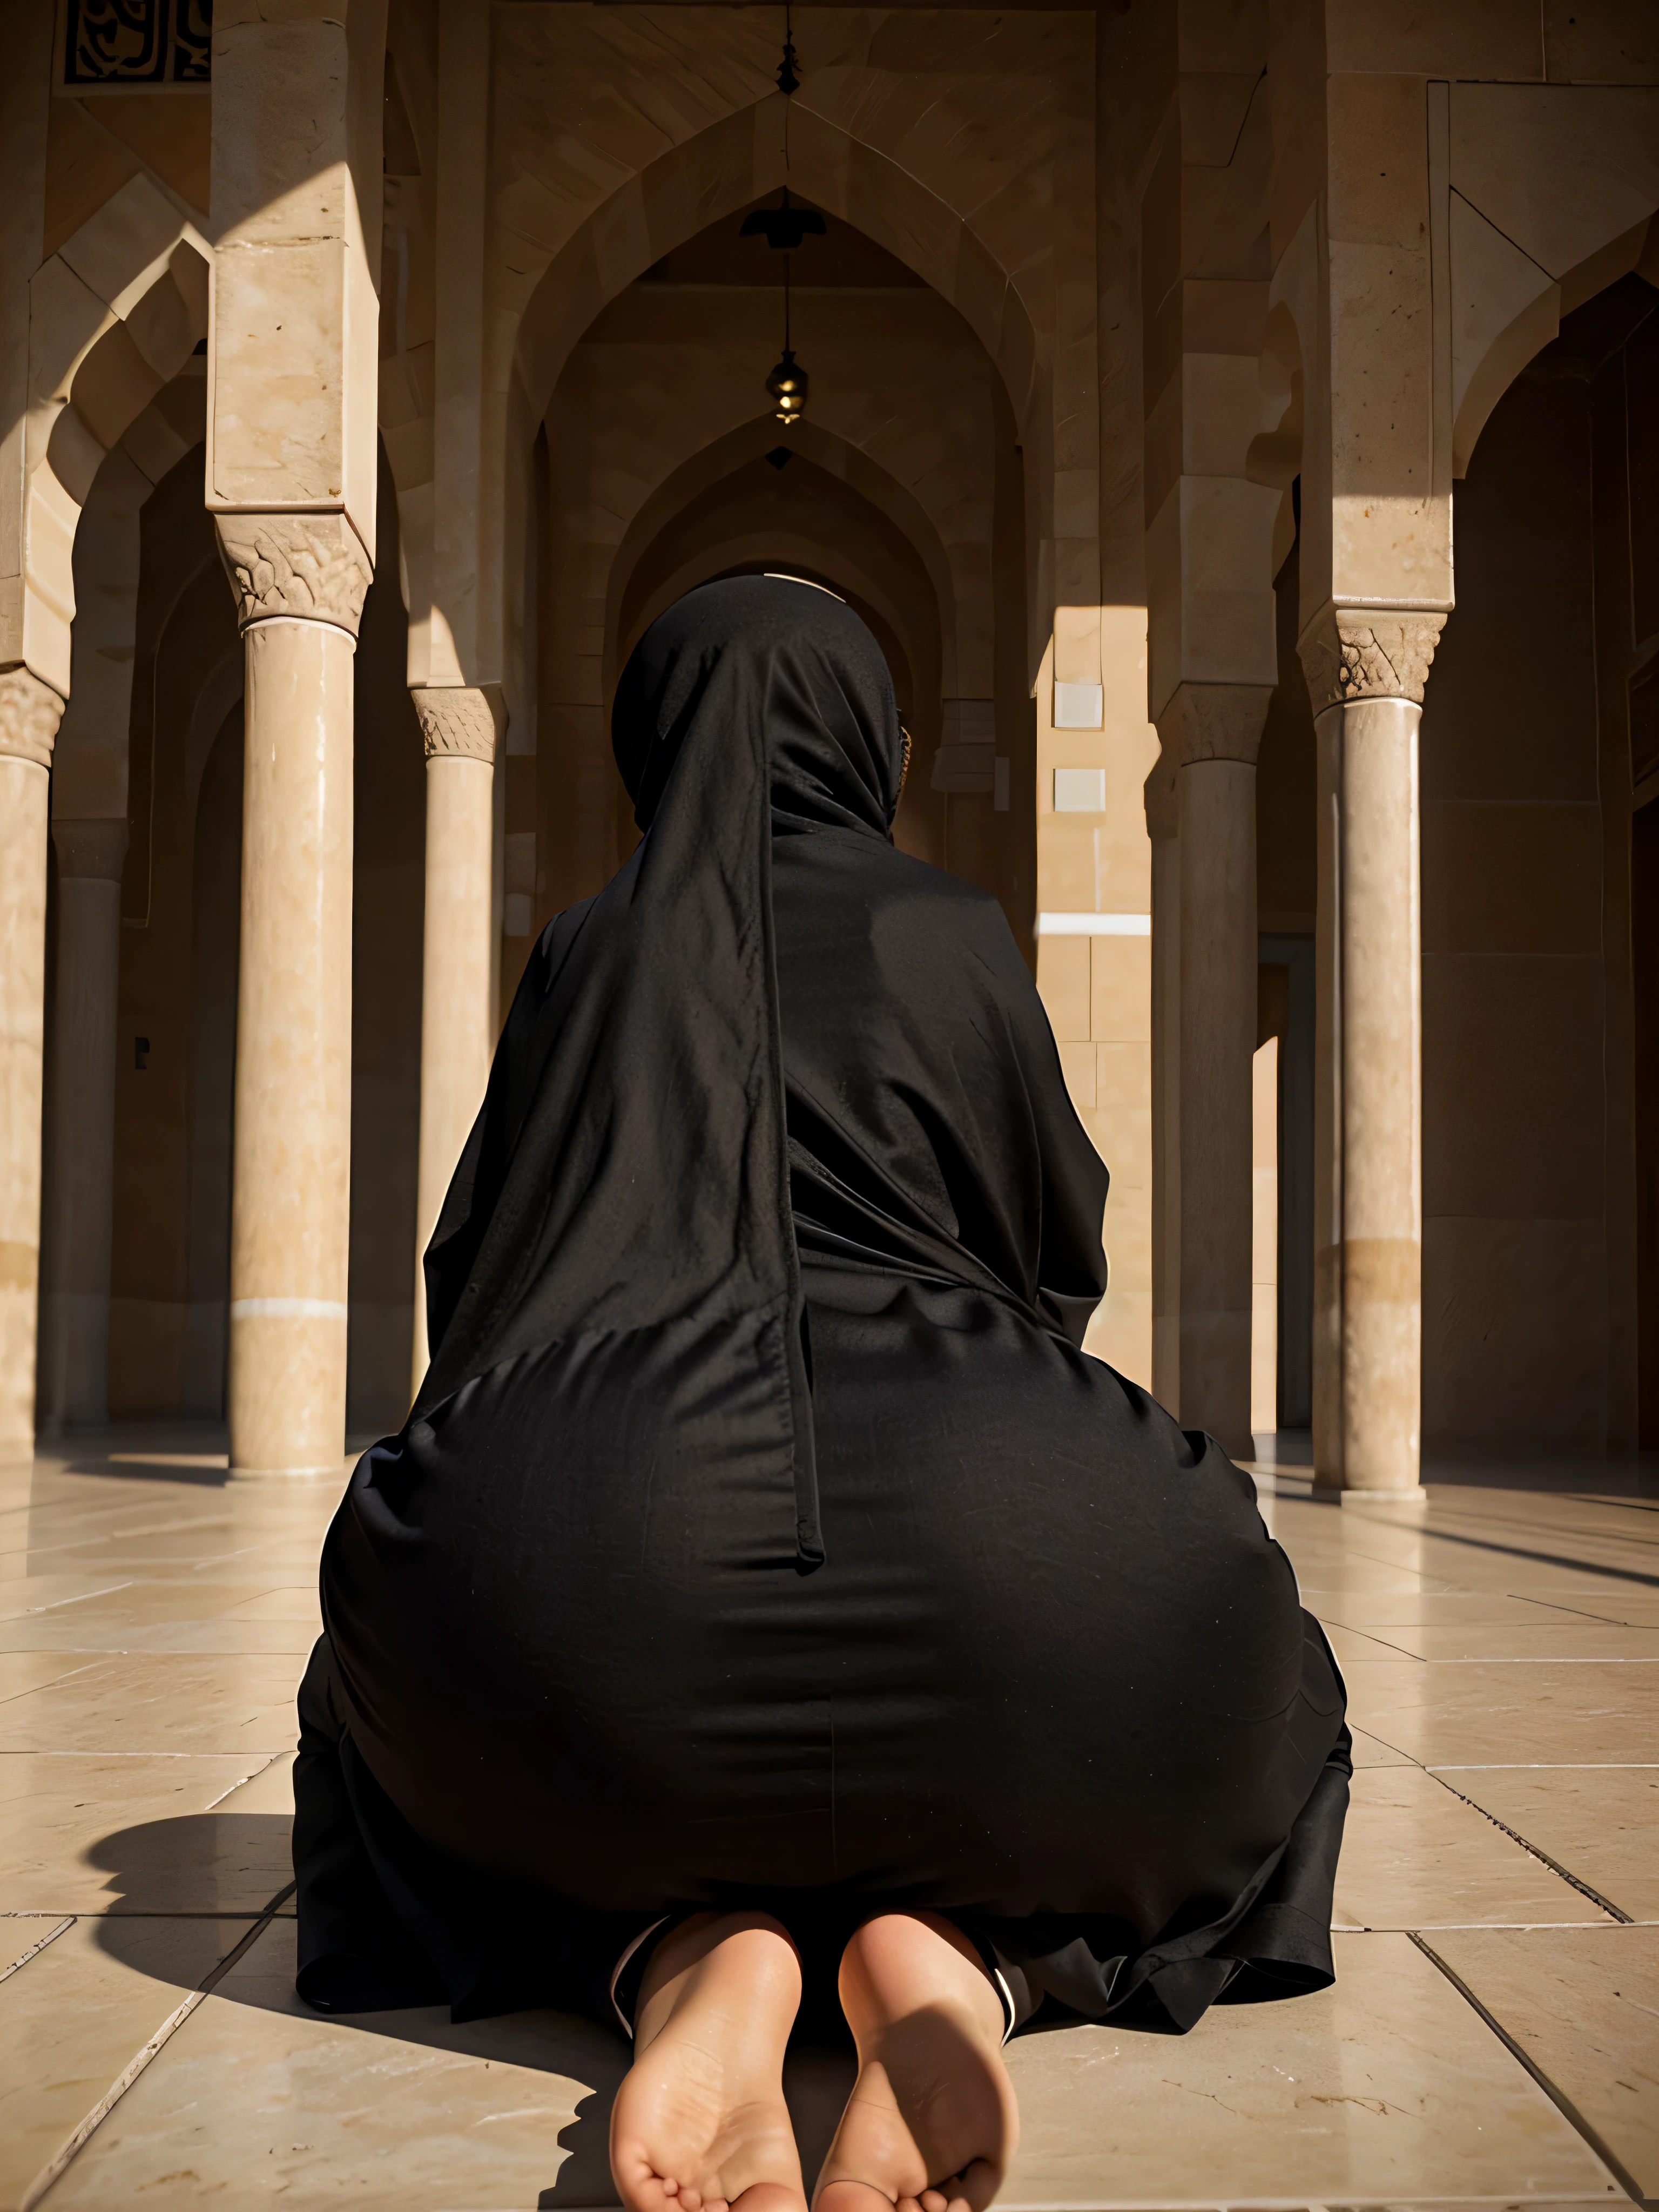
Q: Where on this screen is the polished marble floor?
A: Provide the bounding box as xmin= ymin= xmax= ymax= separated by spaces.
xmin=2 ymin=1428 xmax=1655 ymax=2210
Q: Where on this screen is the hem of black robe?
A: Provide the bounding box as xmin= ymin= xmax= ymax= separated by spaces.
xmin=291 ymin=1623 xmax=1351 ymax=2040
xmin=292 ymin=1633 xmax=658 ymax=2027
xmin=986 ymin=1727 xmax=1352 ymax=2038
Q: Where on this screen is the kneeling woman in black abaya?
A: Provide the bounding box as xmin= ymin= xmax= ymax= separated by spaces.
xmin=294 ymin=576 xmax=1349 ymax=2212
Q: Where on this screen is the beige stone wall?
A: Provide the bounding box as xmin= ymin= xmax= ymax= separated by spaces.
xmin=1035 ymin=614 xmax=1159 ymax=1386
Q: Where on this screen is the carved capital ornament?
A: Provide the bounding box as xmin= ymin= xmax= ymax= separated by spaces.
xmin=411 ymin=689 xmax=500 ymax=764
xmin=0 ymin=667 xmax=66 ymax=769
xmin=1297 ymin=608 xmax=1448 ymax=714
xmin=214 ymin=513 xmax=373 ymax=638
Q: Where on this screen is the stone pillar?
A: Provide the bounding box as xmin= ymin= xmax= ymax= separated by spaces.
xmin=409 ymin=686 xmax=501 ymax=1396
xmin=1298 ymin=610 xmax=1446 ymax=1500
xmin=1145 ymin=751 xmax=1181 ymax=1413
xmin=217 ymin=518 xmax=369 ymax=1476
xmin=1155 ymin=682 xmax=1272 ymax=1460
xmin=37 ymin=818 xmax=129 ymax=1429
xmin=208 ymin=0 xmax=383 ymax=1472
xmin=0 ymin=670 xmax=64 ymax=1459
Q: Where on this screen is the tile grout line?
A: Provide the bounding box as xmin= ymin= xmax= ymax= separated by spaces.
xmin=203 ymin=1752 xmax=280 ymax=1810
xmin=19 ymin=1878 xmax=297 ymax=2212
xmin=0 ymin=1916 xmax=73 ymax=1982
xmin=1424 ymin=1772 xmax=1634 ymax=1923
xmin=1407 ymin=1930 xmax=1647 ymax=2207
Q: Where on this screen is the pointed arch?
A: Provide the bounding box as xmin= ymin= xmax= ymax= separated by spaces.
xmin=603 ymin=414 xmax=960 ymax=702
xmin=25 ymin=176 xmax=211 ymax=697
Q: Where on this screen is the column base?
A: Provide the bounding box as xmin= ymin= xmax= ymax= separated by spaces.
xmin=1337 ymin=1484 xmax=1428 ymax=1515
xmin=229 ymin=1461 xmax=350 ymax=1485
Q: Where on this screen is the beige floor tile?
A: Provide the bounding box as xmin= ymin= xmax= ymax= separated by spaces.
xmin=1351 ymin=1727 xmax=1419 ymax=1768
xmin=1419 ymin=1524 xmax=1659 ymax=1576
xmin=1000 ymin=1932 xmax=1614 ymax=2207
xmin=0 ymin=1575 xmax=140 ymax=1623
xmin=1297 ymin=1569 xmax=1453 ymax=1598
xmin=1343 ymin=1661 xmax=1659 ymax=1766
xmin=0 ymin=1653 xmax=99 ymax=1705
xmin=211 ymin=1546 xmax=334 ymax=1576
xmin=1410 ymin=1556 xmax=1648 ymax=1601
xmin=46 ymin=1915 xmax=631 ymax=2211
xmin=1337 ymin=1623 xmax=1659 ymax=1662
xmin=6 ymin=1579 xmax=304 ymax=1624
xmin=38 ymin=1922 xmax=1619 ymax=2212
xmin=1316 ymin=1592 xmax=1606 ymax=1629
xmin=9 ymin=1534 xmax=259 ymax=1577
xmin=215 ymin=1749 xmax=296 ymax=1817
xmin=1433 ymin=1766 xmax=1659 ymax=1921
xmin=218 ymin=1586 xmax=323 ymax=1622
xmin=1332 ymin=1766 xmax=1613 ymax=1930
xmin=1325 ymin=1624 xmax=1428 ymax=1668
xmin=0 ymin=1913 xmax=252 ymax=2212
xmin=0 ymin=1653 xmax=304 ymax=1756
xmin=1423 ymin=1924 xmax=1659 ymax=2200
xmin=1516 ymin=1590 xmax=1659 ymax=1628
xmin=9 ymin=1509 xmax=241 ymax=1554
xmin=0 ymin=1751 xmax=290 ymax=1914
xmin=2 ymin=1616 xmax=321 ymax=1656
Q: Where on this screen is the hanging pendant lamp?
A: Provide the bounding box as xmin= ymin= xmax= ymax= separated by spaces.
xmin=766 ymin=254 xmax=808 ymax=426
xmin=757 ymin=3 xmax=810 ymax=427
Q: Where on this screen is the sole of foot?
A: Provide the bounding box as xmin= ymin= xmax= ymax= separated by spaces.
xmin=610 ymin=1911 xmax=810 ymax=2212
xmin=813 ymin=1911 xmax=1019 ymax=2212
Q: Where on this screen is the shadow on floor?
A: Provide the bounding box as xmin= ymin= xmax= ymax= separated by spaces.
xmin=89 ymin=1813 xmax=858 ymax=2204
xmin=80 ymin=1811 xmax=296 ymax=1914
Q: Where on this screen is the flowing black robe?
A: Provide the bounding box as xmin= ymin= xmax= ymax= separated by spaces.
xmin=293 ymin=576 xmax=1348 ymax=2034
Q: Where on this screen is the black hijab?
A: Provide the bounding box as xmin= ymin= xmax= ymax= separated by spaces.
xmin=417 ymin=575 xmax=1110 ymax=1567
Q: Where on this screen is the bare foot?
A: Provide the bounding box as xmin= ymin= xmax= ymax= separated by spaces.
xmin=813 ymin=1912 xmax=1019 ymax=2212
xmin=610 ymin=1911 xmax=808 ymax=2212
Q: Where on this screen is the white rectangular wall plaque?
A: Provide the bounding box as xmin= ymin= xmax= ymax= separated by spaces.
xmin=1053 ymin=767 xmax=1107 ymax=812
xmin=1037 ymin=912 xmax=1151 ymax=935
xmin=1053 ymin=680 xmax=1104 ymax=729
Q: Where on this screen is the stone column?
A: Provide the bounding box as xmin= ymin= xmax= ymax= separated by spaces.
xmin=217 ymin=518 xmax=369 ymax=1477
xmin=1298 ymin=610 xmax=1445 ymax=1500
xmin=1144 ymin=752 xmax=1181 ymax=1413
xmin=37 ymin=818 xmax=129 ymax=1429
xmin=1156 ymin=682 xmax=1273 ymax=1460
xmin=409 ymin=687 xmax=501 ymax=1397
xmin=0 ymin=670 xmax=64 ymax=1459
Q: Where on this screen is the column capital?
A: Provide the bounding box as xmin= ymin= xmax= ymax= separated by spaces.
xmin=411 ymin=686 xmax=504 ymax=764
xmin=50 ymin=817 xmax=130 ymax=881
xmin=214 ymin=513 xmax=373 ymax=638
xmin=0 ymin=667 xmax=65 ymax=768
xmin=1297 ymin=605 xmax=1448 ymax=714
xmin=1156 ymin=680 xmax=1274 ymax=770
